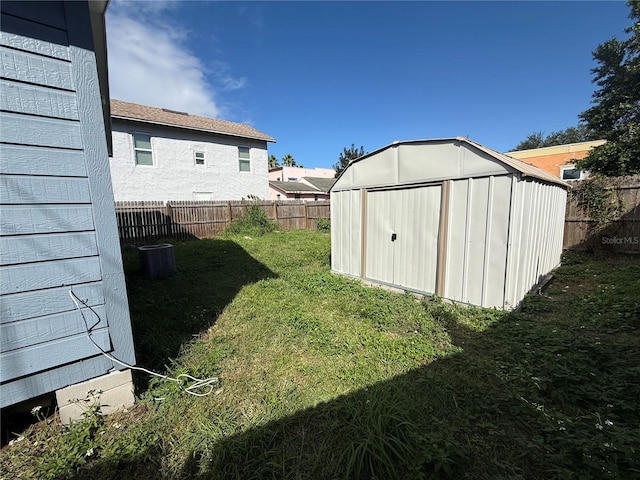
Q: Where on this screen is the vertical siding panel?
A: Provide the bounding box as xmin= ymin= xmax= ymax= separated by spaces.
xmin=444 ymin=180 xmax=467 ymax=302
xmin=485 ymin=176 xmax=511 ymax=308
xmin=462 ymin=178 xmax=473 ymax=303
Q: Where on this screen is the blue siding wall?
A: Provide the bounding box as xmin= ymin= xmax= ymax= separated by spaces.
xmin=0 ymin=1 xmax=135 ymax=407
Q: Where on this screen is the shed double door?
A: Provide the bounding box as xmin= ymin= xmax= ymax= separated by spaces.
xmin=365 ymin=185 xmax=441 ymax=294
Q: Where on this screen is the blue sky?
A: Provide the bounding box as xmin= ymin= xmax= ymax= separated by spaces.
xmin=106 ymin=1 xmax=631 ymax=169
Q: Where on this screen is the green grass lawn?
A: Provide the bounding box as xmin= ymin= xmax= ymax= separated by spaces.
xmin=2 ymin=230 xmax=639 ymax=479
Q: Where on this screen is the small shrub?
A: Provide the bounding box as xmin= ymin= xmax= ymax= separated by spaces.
xmin=316 ymin=217 xmax=330 ymax=232
xmin=224 ymin=204 xmax=277 ymax=237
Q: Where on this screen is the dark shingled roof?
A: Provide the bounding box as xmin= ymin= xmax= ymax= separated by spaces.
xmin=301 ymin=177 xmax=336 ymax=193
xmin=269 ymin=181 xmax=321 ymax=194
xmin=111 ymin=99 xmax=276 ymax=143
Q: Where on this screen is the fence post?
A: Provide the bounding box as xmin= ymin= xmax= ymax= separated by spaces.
xmin=303 ymin=201 xmax=309 ymax=230
xmin=226 ymin=201 xmax=232 ymax=227
xmin=165 ymin=202 xmax=172 ymax=239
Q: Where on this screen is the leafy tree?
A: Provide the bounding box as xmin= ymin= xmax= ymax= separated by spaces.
xmin=578 ymin=0 xmax=640 ymax=176
xmin=333 ymin=144 xmax=366 ymax=177
xmin=546 ymin=125 xmax=597 ymax=146
xmin=268 ymin=154 xmax=279 ymax=169
xmin=512 ymin=132 xmax=545 ymax=151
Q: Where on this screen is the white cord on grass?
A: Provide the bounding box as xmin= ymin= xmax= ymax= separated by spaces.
xmin=69 ymin=290 xmax=219 ymax=397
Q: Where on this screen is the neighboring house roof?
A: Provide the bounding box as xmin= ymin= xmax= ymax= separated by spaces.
xmin=505 ymin=140 xmax=606 ymax=159
xmin=335 ymin=137 xmax=569 ymax=188
xmin=270 ymin=180 xmax=323 ymax=194
xmin=300 ymin=177 xmax=336 ymax=193
xmin=111 ymin=99 xmax=276 ymax=143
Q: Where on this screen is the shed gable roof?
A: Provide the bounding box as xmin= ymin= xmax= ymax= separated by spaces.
xmin=111 ymin=99 xmax=276 ymax=143
xmin=331 ymin=137 xmax=569 ymax=191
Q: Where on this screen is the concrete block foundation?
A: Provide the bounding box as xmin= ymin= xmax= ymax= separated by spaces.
xmin=55 ymin=369 xmax=134 ymax=425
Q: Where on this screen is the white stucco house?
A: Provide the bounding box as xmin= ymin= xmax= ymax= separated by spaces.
xmin=109 ymin=100 xmax=276 ymax=201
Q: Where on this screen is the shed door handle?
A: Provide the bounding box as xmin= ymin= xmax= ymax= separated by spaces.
xmin=391 ymin=233 xmax=397 ymax=242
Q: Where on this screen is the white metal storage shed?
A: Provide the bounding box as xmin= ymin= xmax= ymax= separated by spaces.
xmin=330 ymin=138 xmax=569 ymax=310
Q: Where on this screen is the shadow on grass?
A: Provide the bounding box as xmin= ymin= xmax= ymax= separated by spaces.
xmin=177 ymin=309 xmax=639 ymax=480
xmin=121 ymin=238 xmax=277 ymax=391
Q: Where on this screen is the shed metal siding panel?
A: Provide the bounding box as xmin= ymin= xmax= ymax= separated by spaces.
xmin=504 ymin=179 xmax=566 ymax=308
xmin=397 ymin=143 xmax=509 ymax=183
xmin=350 ymin=147 xmax=397 ymax=190
xmin=330 ymin=190 xmax=361 ymax=276
xmin=0 ymin=1 xmax=135 ymax=408
xmin=442 ymin=176 xmax=511 ymax=308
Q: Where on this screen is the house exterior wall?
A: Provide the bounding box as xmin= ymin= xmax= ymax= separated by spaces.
xmin=268 ymin=166 xmax=335 ymax=182
xmin=330 ymin=140 xmax=567 ymax=310
xmin=0 ymin=1 xmax=135 ymax=408
xmin=507 ymin=140 xmax=605 ymax=178
xmin=110 ymin=119 xmax=269 ymax=201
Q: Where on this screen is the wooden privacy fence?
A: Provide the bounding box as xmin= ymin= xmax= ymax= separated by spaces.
xmin=115 ymin=200 xmax=330 ymax=244
xmin=564 ymin=176 xmax=640 ymax=253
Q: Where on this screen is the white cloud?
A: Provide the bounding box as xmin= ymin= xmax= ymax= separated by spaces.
xmin=105 ymin=1 xmax=245 ymax=118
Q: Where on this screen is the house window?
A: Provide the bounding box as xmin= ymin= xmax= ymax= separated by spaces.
xmin=294 ymin=194 xmax=301 ymax=199
xmin=560 ymin=166 xmax=584 ymax=181
xmin=239 ymin=146 xmax=251 ymax=172
xmin=133 ymin=133 xmax=153 ymax=166
xmin=288 ymin=177 xmax=297 ymax=182
xmin=195 ymin=151 xmax=205 ymax=166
